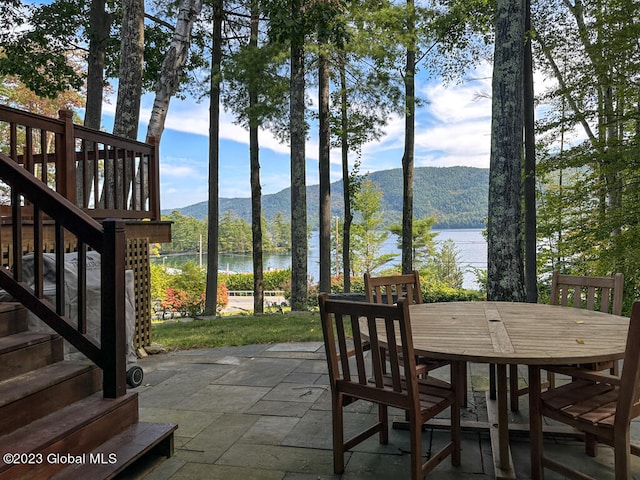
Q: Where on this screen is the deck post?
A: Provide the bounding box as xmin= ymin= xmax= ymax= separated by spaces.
xmin=101 ymin=219 xmax=127 ymax=398
xmin=58 ymin=109 xmax=77 ymax=205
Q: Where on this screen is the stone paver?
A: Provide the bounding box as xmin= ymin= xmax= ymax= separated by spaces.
xmin=129 ymin=343 xmax=640 ymax=479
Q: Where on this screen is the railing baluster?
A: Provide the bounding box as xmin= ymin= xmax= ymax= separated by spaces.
xmin=94 ymin=143 xmax=101 ymax=209
xmin=9 ymin=123 xmax=18 ymax=160
xmin=11 ymin=189 xmax=22 ymax=282
xmin=55 ymin=222 xmax=65 ymax=316
xmin=77 ymin=241 xmax=87 ymax=334
xmin=25 ymin=127 xmax=33 ymax=174
xmin=41 ymin=129 xmax=48 ymax=184
xmin=34 ymin=205 xmax=43 ymax=298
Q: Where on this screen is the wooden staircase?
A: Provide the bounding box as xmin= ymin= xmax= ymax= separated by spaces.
xmin=0 ymin=303 xmax=176 ymax=480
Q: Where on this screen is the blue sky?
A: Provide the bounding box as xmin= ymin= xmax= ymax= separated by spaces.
xmin=104 ymin=64 xmax=494 ymax=211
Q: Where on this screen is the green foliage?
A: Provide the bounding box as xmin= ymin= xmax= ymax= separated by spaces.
xmin=0 ymin=0 xmax=86 ymax=98
xmin=150 ymin=263 xmax=171 ymax=305
xmin=153 ymin=262 xmax=228 ymax=318
xmin=426 ymin=239 xmax=464 ymax=289
xmin=389 ymin=216 xmax=437 ymax=269
xmin=161 ymin=210 xmax=291 ymax=255
xmin=218 ymin=269 xmax=291 ymax=291
xmin=162 ymin=210 xmax=207 ymax=253
xmin=422 ymin=284 xmax=485 ymax=303
xmin=350 ymin=178 xmax=398 ymax=275
xmin=219 ymin=211 xmax=252 ymax=253
xmin=532 ymin=0 xmax=640 ymax=314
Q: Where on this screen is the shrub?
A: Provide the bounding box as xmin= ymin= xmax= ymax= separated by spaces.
xmin=217 ymin=283 xmax=229 ymax=313
xmin=422 ymin=283 xmax=485 ymax=303
xmin=218 ymin=269 xmax=292 ymax=292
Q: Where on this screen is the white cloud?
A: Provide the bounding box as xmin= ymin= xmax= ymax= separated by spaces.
xmin=160 ymin=162 xmax=199 ymax=177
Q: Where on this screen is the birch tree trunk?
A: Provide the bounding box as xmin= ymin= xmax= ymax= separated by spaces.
xmin=487 ymin=0 xmax=526 ymax=302
xmin=146 ymin=0 xmax=203 ymax=141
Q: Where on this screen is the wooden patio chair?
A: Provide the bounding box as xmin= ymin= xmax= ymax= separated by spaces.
xmin=364 ymin=271 xmax=466 ymax=405
xmin=509 ymin=271 xmax=624 ymax=411
xmin=528 ymin=300 xmax=640 ymax=480
xmin=318 ymin=293 xmax=461 ymax=479
xmin=364 ymin=271 xmax=424 ymax=305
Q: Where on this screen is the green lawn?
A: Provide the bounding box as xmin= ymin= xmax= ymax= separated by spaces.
xmin=151 ymin=312 xmax=338 ymax=350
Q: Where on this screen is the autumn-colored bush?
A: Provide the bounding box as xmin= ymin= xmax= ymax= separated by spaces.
xmin=216 ymin=283 xmax=229 ymax=313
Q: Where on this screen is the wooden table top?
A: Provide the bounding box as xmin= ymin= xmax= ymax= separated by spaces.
xmin=363 ymin=301 xmax=629 ymax=366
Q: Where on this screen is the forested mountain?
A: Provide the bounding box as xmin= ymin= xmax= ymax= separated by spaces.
xmin=166 ymin=166 xmax=488 ymax=229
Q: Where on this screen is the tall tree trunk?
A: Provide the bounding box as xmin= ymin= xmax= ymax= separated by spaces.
xmin=80 ymin=0 xmax=111 ymax=206
xmin=113 ymin=0 xmax=144 ymax=139
xmin=340 ymin=60 xmax=352 ymax=292
xmin=141 ymin=0 xmax=202 ymax=212
xmin=204 ymin=0 xmax=223 ymax=314
xmin=289 ymin=0 xmax=308 ymax=310
xmin=523 ymin=0 xmax=537 ymax=302
xmin=110 ymin=0 xmax=144 ymax=211
xmin=249 ymin=3 xmax=264 ymax=314
xmin=85 ymin=0 xmax=110 ymax=130
xmin=487 ymin=0 xmax=526 ymax=302
xmin=146 ymin=0 xmax=203 ymax=141
xmin=318 ymin=30 xmax=331 ymax=294
xmin=401 ymin=0 xmax=415 ymax=274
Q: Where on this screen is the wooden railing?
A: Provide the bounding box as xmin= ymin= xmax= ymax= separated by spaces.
xmin=0 ymin=152 xmax=127 ymax=398
xmin=0 ymin=104 xmax=160 ymax=220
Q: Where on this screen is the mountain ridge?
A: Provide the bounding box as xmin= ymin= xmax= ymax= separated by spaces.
xmin=163 ymin=166 xmax=489 ymax=229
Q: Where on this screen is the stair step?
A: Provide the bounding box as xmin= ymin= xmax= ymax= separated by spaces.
xmin=0 ymin=362 xmax=102 ymax=436
xmin=0 ymin=332 xmax=63 ymax=381
xmin=51 ymin=422 xmax=177 ymax=480
xmin=0 ymin=303 xmax=27 ymax=337
xmin=0 ymin=392 xmax=139 ymax=480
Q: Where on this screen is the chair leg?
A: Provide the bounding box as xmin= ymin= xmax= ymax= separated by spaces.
xmin=585 ymin=433 xmax=598 ymax=457
xmin=460 ymin=362 xmax=468 ymax=408
xmin=547 ymin=370 xmax=555 ymax=389
xmin=489 ymin=363 xmax=496 ymax=400
xmin=528 ymin=366 xmax=543 ymax=480
xmin=333 ymin=394 xmax=345 ymax=474
xmin=379 ymin=404 xmax=389 ymax=444
xmin=451 ymin=361 xmax=462 ymax=466
xmin=409 ymin=415 xmax=422 ymax=480
xmin=509 ymin=364 xmax=520 ymax=412
xmin=614 ymin=432 xmax=631 ymax=479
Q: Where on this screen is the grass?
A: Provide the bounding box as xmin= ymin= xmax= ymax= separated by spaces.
xmin=151 ymin=312 xmax=338 ymax=350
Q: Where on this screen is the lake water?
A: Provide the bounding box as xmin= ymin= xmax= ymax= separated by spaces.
xmin=155 ymin=228 xmax=487 ymax=290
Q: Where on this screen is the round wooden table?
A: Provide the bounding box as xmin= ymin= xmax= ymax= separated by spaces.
xmin=362 ymin=301 xmax=629 ymax=479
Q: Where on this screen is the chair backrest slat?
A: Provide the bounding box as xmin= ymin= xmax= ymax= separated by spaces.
xmin=364 ymin=271 xmax=423 ymax=305
xmin=550 ymin=271 xmax=624 ymax=315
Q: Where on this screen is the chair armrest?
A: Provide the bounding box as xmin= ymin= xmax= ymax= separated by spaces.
xmin=544 ymin=365 xmax=621 ymax=386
